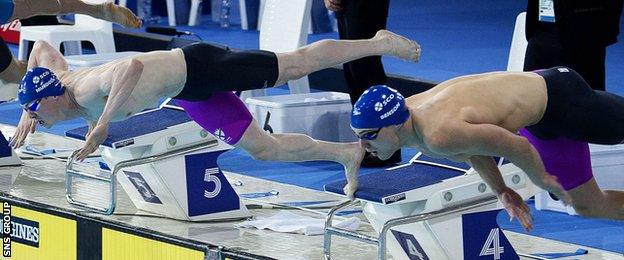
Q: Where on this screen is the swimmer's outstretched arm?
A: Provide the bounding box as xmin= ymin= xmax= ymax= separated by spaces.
xmin=468 ymin=155 xmax=532 ymax=231
xmin=26 ymin=41 xmax=68 ymax=71
xmin=466 ymin=156 xmax=508 ymax=194
xmin=429 ymin=122 xmax=571 ymax=203
xmin=74 ymin=58 xmax=144 ymax=161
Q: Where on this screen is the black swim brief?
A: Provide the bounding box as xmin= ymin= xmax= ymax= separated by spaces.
xmin=526 ymin=67 xmax=624 ymax=144
xmin=175 ymin=42 xmax=279 ymax=101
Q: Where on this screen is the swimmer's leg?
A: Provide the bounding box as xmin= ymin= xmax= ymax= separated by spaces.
xmin=273 ymin=30 xmax=421 ymax=86
xmin=10 ymin=0 xmax=141 ymax=28
xmin=520 ymin=128 xmax=624 ymax=220
xmin=236 ymin=119 xmax=365 ymax=198
xmin=568 ymin=178 xmax=624 ymax=219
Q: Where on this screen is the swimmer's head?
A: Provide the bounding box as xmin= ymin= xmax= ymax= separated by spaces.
xmin=351 ymin=85 xmax=409 ymax=132
xmin=351 ymin=85 xmax=409 ymax=159
xmin=19 ymin=67 xmax=65 ymax=110
xmin=18 ymin=67 xmax=66 ymax=128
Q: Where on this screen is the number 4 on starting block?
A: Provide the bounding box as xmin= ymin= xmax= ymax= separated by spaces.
xmin=391 ymin=230 xmax=430 ymax=260
xmin=463 ymin=210 xmax=518 ymax=260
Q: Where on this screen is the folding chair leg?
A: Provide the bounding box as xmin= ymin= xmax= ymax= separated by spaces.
xmin=166 ymin=0 xmax=177 ymax=26
xmin=189 ymin=0 xmax=201 ymax=26
xmin=18 ymin=39 xmax=29 ymax=61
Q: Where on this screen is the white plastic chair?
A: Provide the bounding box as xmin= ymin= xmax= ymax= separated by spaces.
xmin=18 ymin=0 xmax=116 ymax=60
xmin=506 ymin=12 xmax=528 ymax=72
xmin=117 ymin=0 xmax=127 ymax=7
xmin=163 ymin=0 xmax=202 ymax=26
xmin=241 ymin=0 xmax=313 ymax=99
xmin=117 ymin=0 xmax=178 ymax=26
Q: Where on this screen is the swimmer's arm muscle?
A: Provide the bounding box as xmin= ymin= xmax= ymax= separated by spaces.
xmin=27 ymin=41 xmax=68 ymax=71
xmin=97 ymin=59 xmax=143 ymax=126
xmin=429 ymin=123 xmax=547 ymax=184
xmin=467 ymin=155 xmax=507 ymax=194
xmin=468 ymin=154 xmax=534 ymax=231
xmin=73 ymin=59 xmax=143 ymax=161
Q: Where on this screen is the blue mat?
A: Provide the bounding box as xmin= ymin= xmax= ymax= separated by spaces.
xmin=324 ymin=163 xmax=463 ymax=203
xmin=497 ymin=200 xmax=624 ymax=254
xmin=413 ymin=154 xmax=471 ymax=170
xmin=66 ymin=108 xmax=192 ymax=147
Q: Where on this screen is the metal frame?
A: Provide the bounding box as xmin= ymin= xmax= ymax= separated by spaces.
xmin=323 ymin=196 xmax=498 ymax=260
xmin=65 ymin=139 xmax=218 ymax=214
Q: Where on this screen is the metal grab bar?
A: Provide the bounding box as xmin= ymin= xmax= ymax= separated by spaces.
xmin=323 ymin=196 xmax=498 ymax=260
xmin=65 ymin=139 xmax=218 ymax=214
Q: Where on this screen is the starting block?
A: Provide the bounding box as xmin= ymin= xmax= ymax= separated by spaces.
xmin=0 ymin=130 xmax=21 ymax=191
xmin=64 ymin=100 xmax=251 ymax=221
xmin=0 ymin=130 xmax=21 ymax=167
xmin=62 ymin=52 xmax=250 ymax=221
xmin=323 ymin=154 xmax=537 ymax=260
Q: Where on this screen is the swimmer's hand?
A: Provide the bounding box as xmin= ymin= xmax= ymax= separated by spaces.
xmin=75 ymin=124 xmax=108 ymax=161
xmin=11 ymin=112 xmax=37 ymax=149
xmin=342 ymin=144 xmax=365 ymax=200
xmin=343 ymin=181 xmax=358 ymax=201
xmin=499 ymin=187 xmax=533 ymax=231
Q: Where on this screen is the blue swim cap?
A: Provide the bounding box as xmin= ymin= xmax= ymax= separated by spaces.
xmin=18 ymin=67 xmax=65 ymax=108
xmin=351 ymin=85 xmax=409 ymax=129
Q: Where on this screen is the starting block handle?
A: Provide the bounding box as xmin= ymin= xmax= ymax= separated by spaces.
xmin=323 ymin=196 xmax=499 ymax=260
xmin=65 ymin=139 xmax=219 ymax=215
xmin=65 ymin=150 xmax=117 ymax=214
xmin=377 ymin=196 xmax=498 ymax=259
xmin=324 ymin=200 xmax=367 ymax=260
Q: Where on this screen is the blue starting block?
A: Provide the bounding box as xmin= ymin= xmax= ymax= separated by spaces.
xmin=323 ymin=154 xmax=537 ymax=260
xmin=325 ymin=163 xmax=463 ymax=204
xmin=63 ymin=53 xmax=250 ymax=221
xmin=65 ymin=103 xmax=251 ymax=221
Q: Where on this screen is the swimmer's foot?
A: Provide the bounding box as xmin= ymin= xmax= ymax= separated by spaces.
xmin=98 ymin=2 xmax=142 ymax=28
xmin=374 ymin=29 xmax=421 ymax=62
